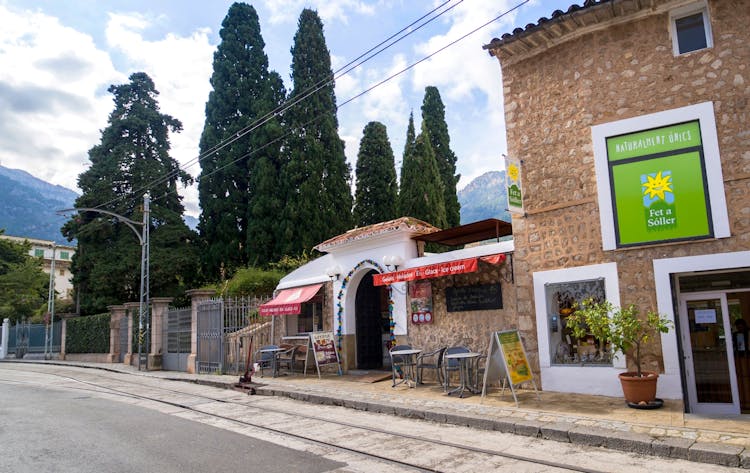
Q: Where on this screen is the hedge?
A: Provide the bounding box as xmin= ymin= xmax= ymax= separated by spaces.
xmin=66 ymin=313 xmax=111 ymax=354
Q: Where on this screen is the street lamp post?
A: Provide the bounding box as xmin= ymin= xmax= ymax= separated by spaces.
xmin=44 ymin=244 xmax=56 ymax=360
xmin=58 ymin=193 xmax=150 ymax=370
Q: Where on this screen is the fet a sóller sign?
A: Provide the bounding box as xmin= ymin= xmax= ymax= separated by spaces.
xmin=373 ymin=258 xmax=478 ymax=286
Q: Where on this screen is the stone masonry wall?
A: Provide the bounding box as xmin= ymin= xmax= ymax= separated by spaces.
xmin=498 ymin=0 xmax=749 ymax=372
xmin=405 ymin=261 xmax=529 ymax=379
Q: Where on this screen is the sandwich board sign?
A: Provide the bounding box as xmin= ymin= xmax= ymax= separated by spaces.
xmin=481 ymin=329 xmax=539 ymax=406
xmin=309 ymin=331 xmax=342 ymax=378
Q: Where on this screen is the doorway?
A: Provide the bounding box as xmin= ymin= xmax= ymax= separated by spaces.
xmin=678 ymin=292 xmax=743 ymax=414
xmin=355 ymin=269 xmax=384 ymax=369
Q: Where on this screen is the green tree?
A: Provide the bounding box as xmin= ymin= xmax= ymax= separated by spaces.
xmin=198 ymin=2 xmax=285 ymax=277
xmin=421 ymin=86 xmax=460 ymax=227
xmin=398 ymin=123 xmax=447 ymax=228
xmin=353 ymin=122 xmax=398 ymax=226
xmin=397 ymin=112 xmax=417 ymax=216
xmin=279 ymin=9 xmax=353 ymax=255
xmin=62 ymin=72 xmax=198 ymax=315
xmin=0 ymin=232 xmax=48 ymax=323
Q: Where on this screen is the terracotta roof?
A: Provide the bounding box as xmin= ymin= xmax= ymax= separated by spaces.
xmin=314 ymin=217 xmax=440 ymax=253
xmin=483 ymin=0 xmax=664 ymax=58
xmin=412 ymin=218 xmax=512 ymax=246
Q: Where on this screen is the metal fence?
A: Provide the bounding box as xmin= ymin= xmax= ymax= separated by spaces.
xmin=163 ymin=307 xmax=191 ymax=371
xmin=196 ymin=296 xmax=269 ymax=374
xmin=6 ymin=319 xmax=61 ymax=358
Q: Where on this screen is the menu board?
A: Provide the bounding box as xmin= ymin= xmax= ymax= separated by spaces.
xmin=409 ymin=280 xmax=433 ymax=324
xmin=497 ymin=330 xmax=532 ymax=384
xmin=481 ymin=329 xmax=539 ymax=406
xmin=446 ymin=284 xmax=502 ymax=312
xmin=310 ymin=332 xmax=338 ymax=365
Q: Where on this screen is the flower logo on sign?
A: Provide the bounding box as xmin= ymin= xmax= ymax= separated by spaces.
xmin=508 ymin=163 xmax=519 ymax=182
xmin=336 ymin=259 xmax=394 ymax=352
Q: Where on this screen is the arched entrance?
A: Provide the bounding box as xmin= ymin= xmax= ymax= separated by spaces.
xmin=355 ymin=269 xmax=385 ymax=369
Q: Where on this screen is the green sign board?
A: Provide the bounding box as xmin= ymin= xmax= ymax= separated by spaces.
xmin=606 ymin=121 xmax=713 ymax=247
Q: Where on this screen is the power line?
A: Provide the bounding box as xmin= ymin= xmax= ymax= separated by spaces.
xmin=91 ymin=0 xmax=463 ymax=212
xmin=148 ymin=0 xmax=529 ymax=211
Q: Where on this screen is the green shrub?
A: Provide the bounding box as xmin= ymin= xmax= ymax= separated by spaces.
xmin=223 ymin=267 xmax=284 ymax=298
xmin=66 ymin=313 xmax=111 ymax=354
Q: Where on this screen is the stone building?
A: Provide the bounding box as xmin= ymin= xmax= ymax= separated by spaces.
xmin=261 ymin=217 xmax=515 ymax=375
xmin=484 ymin=0 xmax=749 ymax=414
xmin=0 ymin=234 xmax=76 ymax=300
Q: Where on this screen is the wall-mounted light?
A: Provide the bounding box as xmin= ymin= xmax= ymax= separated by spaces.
xmin=383 ymin=255 xmax=403 ymax=272
xmin=325 ymin=264 xmax=342 ymax=281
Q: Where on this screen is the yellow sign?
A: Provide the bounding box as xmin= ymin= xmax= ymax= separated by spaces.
xmin=498 ymin=330 xmax=532 ymax=385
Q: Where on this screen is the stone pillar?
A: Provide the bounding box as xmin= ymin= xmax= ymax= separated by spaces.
xmin=123 ymin=302 xmax=139 ymax=366
xmin=58 ymin=315 xmax=68 ymax=360
xmin=0 ymin=318 xmax=9 ymax=359
xmin=107 ymin=305 xmax=126 ymax=363
xmin=186 ymin=289 xmax=214 ymax=374
xmin=148 ymin=297 xmax=173 ymax=371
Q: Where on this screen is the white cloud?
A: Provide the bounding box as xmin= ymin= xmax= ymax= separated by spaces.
xmin=260 ymin=0 xmax=376 ymax=25
xmin=0 ymin=5 xmax=121 ymax=186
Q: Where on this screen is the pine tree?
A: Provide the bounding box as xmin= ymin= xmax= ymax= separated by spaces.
xmin=198 ymin=3 xmax=285 ymax=277
xmin=353 ymin=122 xmax=398 ymax=226
xmin=62 ymin=72 xmax=198 ymax=315
xmin=279 ymin=9 xmax=353 ymax=256
xmin=421 ymin=86 xmax=460 ymax=227
xmin=398 ymin=122 xmax=447 ymax=229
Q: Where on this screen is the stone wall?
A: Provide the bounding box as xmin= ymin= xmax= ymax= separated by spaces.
xmin=405 ymin=261 xmax=527 ymax=377
xmin=497 ymin=1 xmax=749 ymax=371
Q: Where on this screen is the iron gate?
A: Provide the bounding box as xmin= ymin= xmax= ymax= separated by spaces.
xmin=163 ymin=307 xmax=191 ymax=371
xmin=196 ymin=297 xmax=266 ymax=374
xmin=7 ymin=320 xmax=61 ymax=358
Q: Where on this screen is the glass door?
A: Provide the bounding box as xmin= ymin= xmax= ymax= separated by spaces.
xmin=679 ymin=293 xmax=739 ymax=414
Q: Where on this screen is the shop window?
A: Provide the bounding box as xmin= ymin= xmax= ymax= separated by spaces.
xmin=545 ymin=279 xmax=610 ymax=366
xmin=297 ymin=301 xmax=323 ymax=333
xmin=670 ymin=3 xmax=712 ymax=55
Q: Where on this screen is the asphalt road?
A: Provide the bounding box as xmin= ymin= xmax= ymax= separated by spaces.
xmin=0 ymin=363 xmax=742 ymax=473
xmin=0 ymin=380 xmax=344 ymax=473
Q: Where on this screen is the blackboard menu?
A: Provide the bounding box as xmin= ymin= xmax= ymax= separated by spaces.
xmin=446 ymin=284 xmax=502 ymax=312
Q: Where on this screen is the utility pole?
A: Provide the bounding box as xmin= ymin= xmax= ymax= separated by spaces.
xmin=44 ymin=244 xmax=56 ymax=360
xmin=57 ymin=192 xmax=150 ymax=370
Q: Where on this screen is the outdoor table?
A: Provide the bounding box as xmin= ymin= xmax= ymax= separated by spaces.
xmin=445 ymin=352 xmax=481 ymax=398
xmin=281 ymin=336 xmax=312 ymax=375
xmin=390 ymin=348 xmax=422 ymax=388
xmin=259 ymin=347 xmax=286 ymax=377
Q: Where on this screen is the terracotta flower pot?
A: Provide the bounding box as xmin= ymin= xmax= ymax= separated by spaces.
xmin=618 ymin=371 xmax=658 ymax=404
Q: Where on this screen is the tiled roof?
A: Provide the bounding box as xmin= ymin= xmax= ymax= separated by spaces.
xmin=314 ymin=217 xmax=440 ymax=253
xmin=483 ymin=0 xmax=663 ymax=57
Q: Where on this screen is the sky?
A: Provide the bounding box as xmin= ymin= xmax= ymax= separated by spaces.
xmin=0 ymin=0 xmax=574 ymax=218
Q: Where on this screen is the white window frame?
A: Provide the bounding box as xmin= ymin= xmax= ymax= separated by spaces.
xmin=591 ymin=101 xmax=729 ymax=251
xmin=533 ymin=263 xmax=627 ymax=397
xmin=669 ymin=1 xmax=713 ymax=56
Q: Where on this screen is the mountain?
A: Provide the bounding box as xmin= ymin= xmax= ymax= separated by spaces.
xmin=458 ymin=171 xmax=511 ymax=224
xmin=0 ymin=165 xmax=79 ymax=244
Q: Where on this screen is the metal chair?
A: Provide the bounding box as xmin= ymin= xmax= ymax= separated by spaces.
xmin=442 ymin=346 xmax=470 ymax=392
xmin=276 ymin=344 xmax=299 ymax=375
xmin=416 ymin=347 xmax=446 ymax=385
xmin=255 ymin=344 xmax=278 ymax=377
xmin=389 ymin=344 xmax=414 ymax=387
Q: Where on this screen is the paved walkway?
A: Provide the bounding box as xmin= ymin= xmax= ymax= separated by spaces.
xmin=6 ymin=359 xmax=750 ymax=469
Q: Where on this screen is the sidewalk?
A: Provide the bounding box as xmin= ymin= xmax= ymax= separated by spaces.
xmin=8 ymin=359 xmax=750 ymax=469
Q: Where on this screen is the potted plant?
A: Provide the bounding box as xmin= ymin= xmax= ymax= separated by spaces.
xmin=565 ymin=298 xmax=672 ymax=405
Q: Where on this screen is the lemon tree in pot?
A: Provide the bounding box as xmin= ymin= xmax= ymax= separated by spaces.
xmin=566 ymin=298 xmax=672 ymax=405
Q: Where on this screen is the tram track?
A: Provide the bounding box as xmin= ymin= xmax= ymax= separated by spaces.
xmin=0 ymin=364 xmax=632 ymax=473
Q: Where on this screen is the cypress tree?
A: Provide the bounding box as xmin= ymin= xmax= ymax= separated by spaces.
xmin=398 ymin=122 xmax=447 ymax=229
xmin=62 ymin=72 xmax=198 ymax=315
xmin=353 ymin=121 xmax=398 ymax=226
xmin=421 ymin=86 xmax=460 ymax=227
xmin=279 ymin=9 xmax=353 ymax=255
xmin=198 ymin=2 xmax=284 ymax=277
xmin=398 ymin=112 xmax=417 ymax=216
